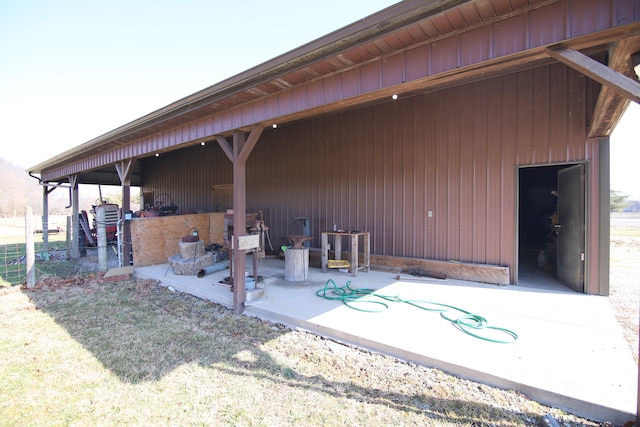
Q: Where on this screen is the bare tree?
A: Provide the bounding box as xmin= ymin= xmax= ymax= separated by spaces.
xmin=0 ymin=158 xmax=41 ymax=217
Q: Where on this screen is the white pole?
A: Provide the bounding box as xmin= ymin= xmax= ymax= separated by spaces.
xmin=42 ymin=186 xmax=49 ymax=254
xmin=97 ymin=206 xmax=108 ymax=272
xmin=66 ymin=216 xmax=71 ymax=260
xmin=116 ymin=219 xmax=123 ymax=268
xmin=25 ymin=207 xmax=35 ymax=288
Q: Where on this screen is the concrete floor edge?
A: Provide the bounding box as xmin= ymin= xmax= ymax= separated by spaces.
xmin=134 ymin=265 xmax=636 ymax=425
xmin=243 ymin=303 xmax=633 ymax=424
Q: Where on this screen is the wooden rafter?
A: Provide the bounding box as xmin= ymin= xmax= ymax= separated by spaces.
xmin=545 ymin=45 xmax=640 ymax=103
xmin=587 ymin=36 xmax=640 ymax=137
xmin=115 ymin=159 xmax=134 ymax=185
xmin=546 ymin=42 xmax=640 ymax=137
xmin=216 ymin=135 xmax=234 ymax=162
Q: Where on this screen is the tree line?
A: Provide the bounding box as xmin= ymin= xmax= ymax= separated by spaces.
xmin=610 ymin=190 xmax=639 ymax=212
xmin=0 ymin=157 xmax=139 ymax=218
xmin=0 ymin=158 xmax=42 ymax=217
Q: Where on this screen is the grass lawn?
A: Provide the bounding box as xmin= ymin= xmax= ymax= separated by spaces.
xmin=0 ymin=277 xmax=602 ymax=426
xmin=0 ymin=221 xmax=635 ymax=426
xmin=0 ymin=231 xmax=70 ymax=287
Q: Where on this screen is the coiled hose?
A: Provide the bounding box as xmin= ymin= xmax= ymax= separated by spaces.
xmin=316 ymin=279 xmax=518 ymax=344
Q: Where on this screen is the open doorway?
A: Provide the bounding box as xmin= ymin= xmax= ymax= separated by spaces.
xmin=517 ymin=163 xmax=586 ymax=292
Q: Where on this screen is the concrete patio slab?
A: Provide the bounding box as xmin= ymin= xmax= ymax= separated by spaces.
xmin=134 ymin=256 xmax=636 ymax=424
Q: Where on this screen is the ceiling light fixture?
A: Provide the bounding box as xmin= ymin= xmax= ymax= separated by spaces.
xmin=392 ymin=94 xmax=398 ymax=100
xmin=272 ymin=123 xmax=277 ymax=128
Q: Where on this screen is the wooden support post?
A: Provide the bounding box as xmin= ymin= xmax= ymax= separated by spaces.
xmin=116 ymin=159 xmax=134 ymax=266
xmin=69 ymin=174 xmax=80 ymax=258
xmin=232 ymin=130 xmax=247 ymax=313
xmin=217 ymin=125 xmax=265 ymax=314
xmin=350 ymin=233 xmax=357 ymax=274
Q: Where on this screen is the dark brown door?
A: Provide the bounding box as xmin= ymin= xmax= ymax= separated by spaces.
xmin=556 ymin=164 xmax=585 ymax=292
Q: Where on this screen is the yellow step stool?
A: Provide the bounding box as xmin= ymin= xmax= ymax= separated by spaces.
xmin=327 ymin=259 xmax=351 ymax=269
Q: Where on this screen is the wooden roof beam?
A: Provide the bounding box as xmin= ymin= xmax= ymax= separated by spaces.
xmin=546 ymin=45 xmax=640 ymax=104
xmin=582 ymin=36 xmax=640 ymax=137
xmin=545 ymin=44 xmax=640 ymax=136
xmin=215 ymin=124 xmax=265 ymax=164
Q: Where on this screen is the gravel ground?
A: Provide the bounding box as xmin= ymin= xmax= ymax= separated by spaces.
xmin=609 ymin=235 xmax=640 ymax=365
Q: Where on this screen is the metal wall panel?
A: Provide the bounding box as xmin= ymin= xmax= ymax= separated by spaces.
xmin=39 ymin=0 xmax=635 ymax=183
xmin=141 ymin=144 xmax=233 ymax=213
xmin=141 ymin=64 xmax=599 ymax=283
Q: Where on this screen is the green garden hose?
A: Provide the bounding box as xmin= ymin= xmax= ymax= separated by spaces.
xmin=316 ymin=279 xmax=518 ymax=344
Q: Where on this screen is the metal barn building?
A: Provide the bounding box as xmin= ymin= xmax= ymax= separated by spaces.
xmin=29 ymin=0 xmax=640 ymax=313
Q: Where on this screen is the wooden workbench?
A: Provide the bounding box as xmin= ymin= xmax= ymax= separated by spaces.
xmin=321 ymin=231 xmax=370 ymax=276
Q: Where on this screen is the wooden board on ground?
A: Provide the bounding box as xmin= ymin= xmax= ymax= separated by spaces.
xmin=102 ymin=266 xmax=135 ymax=282
xmin=371 ymin=254 xmax=510 ymax=285
xmin=104 ymin=266 xmax=134 ymax=278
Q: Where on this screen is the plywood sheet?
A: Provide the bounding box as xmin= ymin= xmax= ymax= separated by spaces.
xmin=130 ymin=212 xmax=225 ymax=267
xmin=209 ymin=212 xmax=224 ymax=244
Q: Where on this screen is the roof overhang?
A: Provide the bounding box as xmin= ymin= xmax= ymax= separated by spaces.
xmin=29 ymin=0 xmax=640 ymax=184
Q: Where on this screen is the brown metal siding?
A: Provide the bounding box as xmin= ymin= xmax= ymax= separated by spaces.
xmin=141 ymin=63 xmax=599 ymax=283
xmin=500 ymin=74 xmax=518 ymax=266
xmin=141 ymin=144 xmax=232 ymax=213
xmin=38 ymin=0 xmax=636 ymax=183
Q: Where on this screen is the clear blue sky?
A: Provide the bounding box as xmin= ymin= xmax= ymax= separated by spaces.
xmin=0 ymin=0 xmax=398 ymax=165
xmin=1 ymin=0 xmax=638 ymax=199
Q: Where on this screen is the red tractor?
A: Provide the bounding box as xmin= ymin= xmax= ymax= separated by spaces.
xmin=79 ymin=201 xmax=120 ymax=250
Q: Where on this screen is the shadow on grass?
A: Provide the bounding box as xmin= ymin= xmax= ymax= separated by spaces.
xmin=23 ymin=278 xmax=543 ymax=425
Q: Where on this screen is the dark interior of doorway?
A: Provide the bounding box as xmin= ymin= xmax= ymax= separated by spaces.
xmin=518 ymin=164 xmax=574 ymax=290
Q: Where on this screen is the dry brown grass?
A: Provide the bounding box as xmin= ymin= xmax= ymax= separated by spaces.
xmin=1 ymin=224 xmax=637 ymax=426
xmin=1 ymin=281 xmax=618 ymax=426
xmin=609 ymin=226 xmax=640 ymax=365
